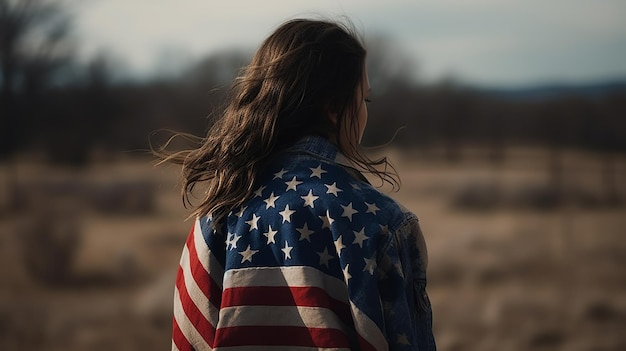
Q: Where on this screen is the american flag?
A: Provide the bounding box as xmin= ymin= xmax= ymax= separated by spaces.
xmin=172 ymin=155 xmax=426 ymax=350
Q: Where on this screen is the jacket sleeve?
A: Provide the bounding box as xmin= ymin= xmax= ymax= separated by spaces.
xmin=172 ymin=219 xmax=223 ymax=351
xmin=377 ymin=215 xmax=436 ymax=351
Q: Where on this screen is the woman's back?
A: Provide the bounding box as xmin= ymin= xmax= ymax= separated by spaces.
xmin=172 ymin=136 xmax=434 ymax=350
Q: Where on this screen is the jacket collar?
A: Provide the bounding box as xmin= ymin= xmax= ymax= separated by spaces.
xmin=286 ymin=135 xmax=347 ymax=165
xmin=286 ymin=135 xmax=370 ymax=184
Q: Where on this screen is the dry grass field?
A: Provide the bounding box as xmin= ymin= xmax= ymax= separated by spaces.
xmin=0 ymin=146 xmax=625 ymax=351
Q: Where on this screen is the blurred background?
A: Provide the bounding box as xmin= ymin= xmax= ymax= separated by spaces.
xmin=1 ymin=0 xmax=625 ymax=350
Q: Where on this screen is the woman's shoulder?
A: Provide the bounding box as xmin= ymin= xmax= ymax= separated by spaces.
xmin=351 ymin=180 xmax=417 ymax=228
xmin=264 ymin=157 xmax=411 ymax=224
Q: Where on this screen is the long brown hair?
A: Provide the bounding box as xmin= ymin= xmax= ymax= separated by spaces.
xmin=156 ymin=18 xmax=398 ymax=224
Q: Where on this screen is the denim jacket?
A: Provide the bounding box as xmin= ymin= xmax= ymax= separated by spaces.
xmin=172 ymin=135 xmax=436 ymax=351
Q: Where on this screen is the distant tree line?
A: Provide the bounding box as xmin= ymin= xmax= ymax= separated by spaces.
xmin=2 ymin=0 xmax=625 ymax=166
xmin=364 ymin=79 xmax=626 ymax=158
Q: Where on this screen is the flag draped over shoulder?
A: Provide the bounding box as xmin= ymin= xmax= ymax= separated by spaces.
xmin=172 ymin=155 xmax=423 ymax=351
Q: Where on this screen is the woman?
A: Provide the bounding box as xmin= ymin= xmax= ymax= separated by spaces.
xmin=161 ymin=18 xmax=436 ymax=351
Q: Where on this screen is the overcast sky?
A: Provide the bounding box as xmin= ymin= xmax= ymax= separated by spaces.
xmin=72 ymin=0 xmax=626 ymax=87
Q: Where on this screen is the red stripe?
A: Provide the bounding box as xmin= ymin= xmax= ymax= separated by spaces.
xmin=172 ymin=318 xmax=194 ymax=351
xmin=222 ymin=286 xmax=352 ymax=323
xmin=176 ymin=265 xmax=216 ymax=347
xmin=186 ymin=227 xmax=222 ymax=308
xmin=215 ymin=325 xmax=351 ymax=348
xmin=357 ymin=334 xmax=378 ymax=351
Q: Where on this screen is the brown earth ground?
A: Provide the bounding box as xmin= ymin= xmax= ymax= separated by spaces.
xmin=0 ymin=146 xmax=625 ymax=351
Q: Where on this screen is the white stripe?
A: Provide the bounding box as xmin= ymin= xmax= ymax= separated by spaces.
xmin=180 ymin=245 xmax=220 ymax=326
xmin=223 ymin=266 xmax=349 ymax=304
xmin=194 ymin=219 xmax=224 ymax=288
xmin=218 ymin=305 xmax=349 ymax=331
xmin=173 ymin=287 xmax=213 ymax=351
xmin=350 ymin=301 xmax=389 ymax=351
xmin=171 ymin=342 xmax=180 ymax=351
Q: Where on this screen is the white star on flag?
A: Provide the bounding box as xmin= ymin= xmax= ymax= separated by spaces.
xmin=341 ymin=202 xmax=358 ymax=221
xmin=317 ymin=247 xmax=333 ymax=267
xmin=225 ymin=233 xmax=233 ymax=249
xmin=264 ymin=192 xmax=279 ymax=209
xmin=285 ymin=176 xmax=302 ymax=191
xmin=239 ymin=245 xmax=259 ymax=263
xmin=246 ymin=214 xmax=260 ymax=230
xmin=325 ymin=182 xmax=342 ymax=196
xmin=301 ymin=190 xmax=319 ymax=208
xmin=310 ymin=165 xmax=326 ymax=178
xmin=334 ymin=235 xmax=346 ymax=256
xmin=227 ymin=233 xmax=241 ymax=250
xmin=279 ymin=205 xmax=296 ymax=223
xmin=253 ymin=185 xmax=266 ymax=198
xmin=297 ymin=223 xmax=315 ymax=242
xmin=365 ymin=202 xmax=380 ymax=214
xmin=353 ymin=228 xmax=368 ymax=248
xmin=363 ymin=256 xmax=376 ymax=274
xmin=343 ymin=264 xmax=352 ymax=281
xmin=281 ymin=241 xmax=293 ymax=259
xmin=263 ymin=225 xmax=278 ymax=244
xmin=273 ymin=168 xmax=287 ymax=179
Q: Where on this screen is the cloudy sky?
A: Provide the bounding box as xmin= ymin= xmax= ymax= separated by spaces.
xmin=72 ymin=0 xmax=626 ymax=87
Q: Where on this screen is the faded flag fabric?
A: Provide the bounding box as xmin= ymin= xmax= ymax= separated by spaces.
xmin=172 ymin=136 xmax=435 ymax=351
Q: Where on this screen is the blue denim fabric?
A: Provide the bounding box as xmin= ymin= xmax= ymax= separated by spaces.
xmin=273 ymin=136 xmax=436 ymax=350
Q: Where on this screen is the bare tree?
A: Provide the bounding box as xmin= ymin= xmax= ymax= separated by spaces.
xmin=0 ymin=0 xmax=73 ymax=159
